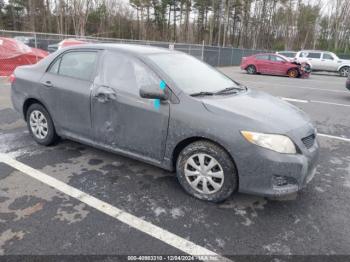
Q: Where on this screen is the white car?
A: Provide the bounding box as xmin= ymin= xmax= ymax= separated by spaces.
xmin=295 ymin=50 xmax=350 ymax=77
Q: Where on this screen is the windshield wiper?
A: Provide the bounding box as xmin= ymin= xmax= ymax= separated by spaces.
xmin=190 ymin=91 xmax=215 ymax=97
xmin=190 ymin=86 xmax=247 ymax=97
xmin=214 ymin=86 xmax=245 ymax=95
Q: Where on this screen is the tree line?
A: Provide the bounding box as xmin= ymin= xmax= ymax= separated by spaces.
xmin=0 ymin=0 xmax=349 ymax=53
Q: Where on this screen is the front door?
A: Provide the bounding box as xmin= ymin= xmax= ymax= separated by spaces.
xmin=268 ymin=55 xmax=288 ymax=75
xmin=321 ymin=53 xmax=338 ymax=71
xmin=91 ymin=51 xmax=170 ymax=162
xmin=305 ymin=52 xmax=322 ymax=70
xmin=39 ymin=50 xmax=98 ymax=138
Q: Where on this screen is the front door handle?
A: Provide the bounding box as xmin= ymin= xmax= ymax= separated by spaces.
xmin=43 ymin=81 xmax=53 ymax=88
xmin=93 ymin=86 xmax=117 ymax=103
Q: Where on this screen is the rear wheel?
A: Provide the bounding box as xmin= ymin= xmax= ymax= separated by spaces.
xmin=176 ymin=141 xmax=238 ymax=202
xmin=26 ymin=103 xmax=58 ymax=146
xmin=246 ymin=65 xmax=257 ymax=75
xmin=339 ymin=66 xmax=350 ymax=77
xmin=287 ymin=68 xmax=299 ymax=78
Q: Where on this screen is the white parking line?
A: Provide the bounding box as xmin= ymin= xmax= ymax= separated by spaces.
xmin=0 ymin=153 xmax=231 ymax=261
xmin=281 ymin=97 xmax=350 ymax=108
xmin=318 ymin=134 xmax=350 ymax=143
xmin=310 ymin=100 xmax=350 ymax=108
xmin=244 ymin=80 xmax=349 ymax=94
xmin=281 ymin=97 xmax=308 ymax=103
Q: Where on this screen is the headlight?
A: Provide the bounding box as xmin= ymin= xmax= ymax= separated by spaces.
xmin=241 ymin=131 xmax=297 ymax=154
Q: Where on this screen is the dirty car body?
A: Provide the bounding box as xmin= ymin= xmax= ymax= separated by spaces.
xmin=11 ymin=44 xmax=319 ymax=201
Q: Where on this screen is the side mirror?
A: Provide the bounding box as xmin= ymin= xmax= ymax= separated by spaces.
xmin=139 ymin=85 xmax=168 ymax=100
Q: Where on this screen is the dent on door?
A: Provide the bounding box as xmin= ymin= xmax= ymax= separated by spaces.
xmin=91 ymin=83 xmax=119 ymax=147
xmin=91 ymin=51 xmax=170 ymax=161
xmin=93 ymin=85 xmax=117 ymax=104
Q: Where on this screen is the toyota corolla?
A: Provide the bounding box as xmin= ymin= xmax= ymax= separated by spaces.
xmin=11 ymin=44 xmax=319 ymax=202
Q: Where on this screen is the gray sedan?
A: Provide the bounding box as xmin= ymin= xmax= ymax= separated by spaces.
xmin=11 ymin=44 xmax=319 ymax=202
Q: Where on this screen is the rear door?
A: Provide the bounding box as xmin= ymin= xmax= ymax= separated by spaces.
xmin=268 ymin=55 xmax=289 ymax=75
xmin=39 ymin=50 xmax=99 ymax=139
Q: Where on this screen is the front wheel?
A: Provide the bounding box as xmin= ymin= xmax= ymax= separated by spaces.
xmin=246 ymin=65 xmax=257 ymax=75
xmin=176 ymin=141 xmax=238 ymax=202
xmin=287 ymin=68 xmax=299 ymax=78
xmin=339 ymin=66 xmax=350 ymax=77
xmin=26 ymin=103 xmax=58 ymax=146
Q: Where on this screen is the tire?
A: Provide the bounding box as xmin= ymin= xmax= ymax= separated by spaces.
xmin=246 ymin=65 xmax=257 ymax=75
xmin=176 ymin=140 xmax=238 ymax=202
xmin=339 ymin=66 xmax=350 ymax=77
xmin=26 ymin=103 xmax=58 ymax=146
xmin=287 ymin=68 xmax=299 ymax=78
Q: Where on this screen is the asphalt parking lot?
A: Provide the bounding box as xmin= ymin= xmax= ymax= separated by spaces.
xmin=1 ymin=67 xmax=350 ymax=259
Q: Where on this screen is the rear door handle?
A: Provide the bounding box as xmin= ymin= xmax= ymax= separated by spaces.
xmin=43 ymin=81 xmax=53 ymax=88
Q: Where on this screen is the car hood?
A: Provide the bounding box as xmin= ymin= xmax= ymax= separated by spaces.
xmin=339 ymin=59 xmax=350 ymax=64
xmin=201 ymin=89 xmax=312 ymax=133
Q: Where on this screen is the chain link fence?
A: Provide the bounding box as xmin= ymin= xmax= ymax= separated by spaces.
xmin=0 ymin=29 xmax=269 ymax=70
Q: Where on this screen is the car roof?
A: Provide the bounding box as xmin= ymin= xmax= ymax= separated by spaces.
xmin=299 ymin=50 xmax=328 ymax=53
xmin=254 ymin=53 xmax=272 ymax=55
xmin=62 ymin=43 xmax=175 ymax=55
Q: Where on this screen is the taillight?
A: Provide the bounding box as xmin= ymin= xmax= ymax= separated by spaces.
xmin=9 ymin=74 xmax=16 ymax=84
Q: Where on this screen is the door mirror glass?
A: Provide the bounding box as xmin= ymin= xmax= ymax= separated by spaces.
xmin=139 ymin=85 xmax=168 ymax=100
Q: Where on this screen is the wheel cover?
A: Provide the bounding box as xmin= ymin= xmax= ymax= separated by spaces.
xmin=247 ymin=66 xmax=255 ymax=74
xmin=29 ymin=110 xmax=48 ymax=140
xmin=340 ymin=67 xmax=349 ymax=77
xmin=289 ymin=70 xmax=297 ymax=77
xmin=184 ymin=153 xmax=224 ymax=195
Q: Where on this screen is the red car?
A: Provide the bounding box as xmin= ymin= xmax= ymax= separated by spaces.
xmin=0 ymin=37 xmax=48 ymax=76
xmin=240 ymin=53 xmax=310 ymax=78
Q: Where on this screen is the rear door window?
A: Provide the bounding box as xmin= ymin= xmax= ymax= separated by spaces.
xmin=58 ymin=51 xmax=97 ymax=81
xmin=48 ymin=57 xmax=61 ymax=74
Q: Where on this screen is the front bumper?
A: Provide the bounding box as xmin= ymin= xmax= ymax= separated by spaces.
xmin=236 ymin=125 xmax=319 ymax=197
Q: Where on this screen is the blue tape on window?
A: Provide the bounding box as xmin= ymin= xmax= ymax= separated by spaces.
xmin=153 ymin=80 xmax=166 ymax=109
xmin=160 ymin=80 xmax=166 ymax=90
xmin=154 ymin=99 xmax=160 ymax=110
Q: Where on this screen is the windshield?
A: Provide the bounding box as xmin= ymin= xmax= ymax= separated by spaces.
xmin=147 ymin=53 xmax=239 ymax=94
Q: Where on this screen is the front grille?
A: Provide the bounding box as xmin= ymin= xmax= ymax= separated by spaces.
xmin=302 ymin=134 xmax=316 ymax=149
